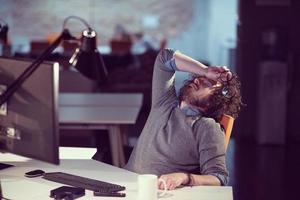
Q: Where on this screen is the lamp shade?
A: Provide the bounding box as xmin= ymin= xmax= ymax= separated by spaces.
xmin=69 ymin=29 xmax=108 ymax=83
xmin=0 ymin=24 xmax=8 ymax=44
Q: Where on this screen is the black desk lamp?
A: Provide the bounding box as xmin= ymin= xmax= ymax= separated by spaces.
xmin=0 ymin=18 xmax=10 ymax=56
xmin=0 ymin=18 xmax=9 ymax=45
xmin=65 ymin=16 xmax=108 ymax=83
xmin=70 ymin=28 xmax=108 ymax=82
xmin=0 ymin=16 xmax=107 ymax=107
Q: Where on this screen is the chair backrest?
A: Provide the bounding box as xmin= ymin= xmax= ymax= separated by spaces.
xmin=30 ymin=40 xmax=50 ymax=56
xmin=110 ymin=39 xmax=132 ymax=55
xmin=219 ymin=114 xmax=234 ymax=150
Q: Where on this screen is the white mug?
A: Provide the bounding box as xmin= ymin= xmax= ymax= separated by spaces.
xmin=138 ymin=174 xmax=167 ymax=200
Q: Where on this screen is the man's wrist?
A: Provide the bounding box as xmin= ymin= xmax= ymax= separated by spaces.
xmin=182 ymin=173 xmax=192 ymax=186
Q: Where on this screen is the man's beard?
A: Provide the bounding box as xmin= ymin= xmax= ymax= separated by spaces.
xmin=178 ymin=84 xmax=197 ymax=105
xmin=178 ymin=83 xmax=209 ymax=109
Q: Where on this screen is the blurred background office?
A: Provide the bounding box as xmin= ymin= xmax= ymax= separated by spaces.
xmin=1 ymin=0 xmax=299 ymax=200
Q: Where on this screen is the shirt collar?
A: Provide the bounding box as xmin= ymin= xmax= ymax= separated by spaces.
xmin=180 ymin=106 xmax=202 ymax=117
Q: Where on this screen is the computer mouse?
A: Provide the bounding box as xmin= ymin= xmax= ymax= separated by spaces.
xmin=25 ymin=169 xmax=45 ymax=178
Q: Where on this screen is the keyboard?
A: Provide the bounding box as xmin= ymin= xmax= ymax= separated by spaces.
xmin=43 ymin=172 xmax=126 ymax=192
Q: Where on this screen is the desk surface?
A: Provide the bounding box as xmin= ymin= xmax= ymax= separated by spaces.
xmin=58 ymin=93 xmax=143 ymax=167
xmin=59 ymin=93 xmax=143 ymax=125
xmin=59 ymin=93 xmax=143 ymax=107
xmin=0 ymin=159 xmax=233 ymax=200
xmin=59 ymin=106 xmax=142 ymax=124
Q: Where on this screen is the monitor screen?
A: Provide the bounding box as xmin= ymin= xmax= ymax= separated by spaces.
xmin=0 ymin=56 xmax=59 ymax=164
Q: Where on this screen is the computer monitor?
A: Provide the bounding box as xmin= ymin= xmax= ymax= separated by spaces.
xmin=0 ymin=56 xmax=59 ymax=166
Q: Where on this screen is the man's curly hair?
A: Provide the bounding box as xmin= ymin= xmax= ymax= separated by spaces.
xmin=180 ymin=72 xmax=243 ymax=122
xmin=203 ymin=72 xmax=243 ymax=121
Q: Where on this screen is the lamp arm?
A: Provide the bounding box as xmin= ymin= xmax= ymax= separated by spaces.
xmin=0 ymin=29 xmax=74 ymax=106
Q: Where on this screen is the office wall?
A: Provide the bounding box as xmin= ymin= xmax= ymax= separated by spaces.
xmin=167 ymin=0 xmax=238 ymax=66
xmin=207 ymin=0 xmax=238 ymax=67
xmin=0 ymin=0 xmax=194 ymax=51
xmin=167 ymin=0 xmax=210 ymax=61
xmin=0 ymin=0 xmax=237 ymax=67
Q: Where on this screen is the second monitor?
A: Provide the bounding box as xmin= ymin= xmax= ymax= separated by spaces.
xmin=0 ymin=56 xmax=60 ymax=165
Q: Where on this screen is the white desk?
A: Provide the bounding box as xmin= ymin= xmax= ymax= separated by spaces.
xmin=59 ymin=93 xmax=143 ymax=167
xmin=0 ymin=159 xmax=233 ymax=200
xmin=59 ymin=93 xmax=143 ymax=107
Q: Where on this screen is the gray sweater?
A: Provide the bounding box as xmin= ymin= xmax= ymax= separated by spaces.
xmin=124 ymin=49 xmax=228 ymax=185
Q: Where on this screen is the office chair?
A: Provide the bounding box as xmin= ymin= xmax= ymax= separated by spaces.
xmin=219 ymin=114 xmax=234 ymax=150
xmin=110 ymin=39 xmax=132 ymax=55
xmin=30 ymin=40 xmax=50 ymax=56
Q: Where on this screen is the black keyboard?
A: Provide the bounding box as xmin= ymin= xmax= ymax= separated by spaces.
xmin=43 ymin=172 xmax=126 ymax=192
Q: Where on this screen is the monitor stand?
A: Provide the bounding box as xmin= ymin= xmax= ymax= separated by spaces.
xmin=0 ymin=163 xmax=13 ymax=170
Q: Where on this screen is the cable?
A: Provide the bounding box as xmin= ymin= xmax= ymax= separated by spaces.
xmin=62 ymin=16 xmax=91 ymax=30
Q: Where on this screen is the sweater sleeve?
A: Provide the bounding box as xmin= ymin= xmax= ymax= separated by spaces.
xmin=151 ymin=49 xmax=178 ymax=108
xmin=196 ymin=118 xmax=229 ymax=186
